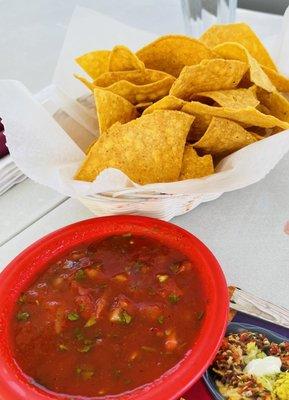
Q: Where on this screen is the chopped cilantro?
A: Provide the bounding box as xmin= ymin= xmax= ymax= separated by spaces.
xmin=169 ymin=262 xmax=180 ymax=273
xmin=74 ymin=328 xmax=84 ymax=341
xmin=18 ymin=294 xmax=26 ymax=304
xmin=82 ymin=370 xmax=94 ymax=380
xmin=119 ymin=310 xmax=132 ymax=325
xmin=168 ymin=293 xmax=180 ymax=304
xmin=17 ymin=311 xmax=30 ymax=321
xmin=112 ymin=369 xmax=122 ymax=379
xmin=75 ymin=269 xmax=85 ymax=281
xmin=67 ymin=312 xmax=79 ymax=321
xmin=158 ymin=315 xmax=165 ymax=324
xmin=78 ymin=344 xmax=92 ymax=353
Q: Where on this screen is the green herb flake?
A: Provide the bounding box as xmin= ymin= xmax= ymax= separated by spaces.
xmin=119 ymin=310 xmax=132 ymax=325
xmin=157 ymin=274 xmax=169 ymax=283
xmin=74 ymin=328 xmax=84 ymax=341
xmin=58 ymin=344 xmax=68 ymax=351
xmin=169 ymin=262 xmax=180 ymax=274
xmin=133 ymin=261 xmax=143 ymax=273
xmin=85 ymin=316 xmax=96 ymax=328
xmin=78 ymin=344 xmax=92 ymax=353
xmin=18 ymin=294 xmax=26 ymax=304
xmin=67 ymin=312 xmax=79 ymax=321
xmin=158 ymin=315 xmax=165 ymax=324
xmin=75 ymin=269 xmax=85 ymax=281
xmin=16 ymin=311 xmax=30 ymax=321
xmin=82 ymin=370 xmax=94 ymax=380
xmin=196 ymin=310 xmax=205 ymax=320
xmin=112 ymin=369 xmax=122 ymax=379
xmin=168 ymin=293 xmax=180 ymax=304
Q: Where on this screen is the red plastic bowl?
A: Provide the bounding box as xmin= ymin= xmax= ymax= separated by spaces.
xmin=0 ymin=216 xmax=228 ymax=400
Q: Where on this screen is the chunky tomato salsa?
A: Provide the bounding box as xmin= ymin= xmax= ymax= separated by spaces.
xmin=11 ymin=234 xmax=206 ymax=397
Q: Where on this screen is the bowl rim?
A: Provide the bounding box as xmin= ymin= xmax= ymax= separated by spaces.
xmin=203 ymin=321 xmax=289 ymax=400
xmin=0 ymin=215 xmax=228 ymax=400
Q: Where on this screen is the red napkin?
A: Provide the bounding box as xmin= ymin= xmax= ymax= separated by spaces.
xmin=0 ymin=118 xmax=9 ymax=158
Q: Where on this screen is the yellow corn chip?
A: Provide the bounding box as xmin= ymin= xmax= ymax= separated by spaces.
xmin=74 ymin=110 xmax=194 ymax=184
xmin=143 ymin=95 xmax=185 ymax=115
xmin=135 ymin=102 xmax=153 ymax=112
xmin=182 ymin=101 xmax=289 ymax=129
xmin=94 ymin=69 xmax=174 ymax=87
xmin=76 ymin=50 xmax=110 ymax=80
xmin=214 ymin=42 xmax=275 ymax=93
xmin=188 ymin=114 xmax=213 ymax=142
xmin=75 ymin=73 xmax=175 ymax=104
xmin=74 ymin=74 xmax=96 ymax=91
xmin=94 ymin=88 xmax=138 ymax=134
xmin=256 ymin=88 xmax=289 ymax=123
xmin=194 ymin=117 xmax=257 ymax=156
xmin=179 ymin=145 xmax=214 ymax=180
xmin=109 ymin=45 xmax=145 ymax=71
xmin=102 ymin=77 xmax=175 ymax=104
xmin=191 ymin=87 xmax=259 ymax=108
xmin=136 ymin=35 xmax=216 ymax=77
xmin=86 ymin=139 xmax=98 ymax=155
xmin=200 ymin=23 xmax=277 ymax=70
xmin=169 ymin=59 xmax=248 ymax=99
xmin=262 ymin=66 xmax=289 ymax=93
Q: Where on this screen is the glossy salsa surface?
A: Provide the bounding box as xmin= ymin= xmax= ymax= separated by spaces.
xmin=11 ymin=234 xmax=206 ymax=397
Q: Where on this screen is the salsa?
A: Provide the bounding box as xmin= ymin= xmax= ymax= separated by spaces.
xmin=11 ymin=234 xmax=206 ymax=397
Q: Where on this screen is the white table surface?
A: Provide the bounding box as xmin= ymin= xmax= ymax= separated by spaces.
xmin=0 ymin=1 xmax=289 ymax=309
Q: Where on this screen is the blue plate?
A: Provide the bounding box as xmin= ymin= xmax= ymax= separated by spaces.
xmin=203 ymin=322 xmax=289 ymax=400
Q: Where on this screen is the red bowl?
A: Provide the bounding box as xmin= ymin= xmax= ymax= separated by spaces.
xmin=0 ymin=215 xmax=228 ymax=400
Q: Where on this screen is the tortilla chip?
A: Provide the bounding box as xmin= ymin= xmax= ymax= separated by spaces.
xmin=188 ymin=114 xmax=213 ymax=142
xmin=191 ymin=87 xmax=259 ymax=109
xmin=214 ymin=42 xmax=275 ymax=93
xmin=256 ymin=88 xmax=289 ymax=123
xmin=109 ymin=45 xmax=145 ymax=71
xmin=143 ymin=95 xmax=185 ymax=115
xmin=94 ymin=69 xmax=174 ymax=87
xmin=76 ymin=50 xmax=110 ymax=80
xmin=262 ymin=66 xmax=289 ymax=93
xmin=200 ymin=23 xmax=277 ymax=71
xmin=86 ymin=139 xmax=98 ymax=155
xmin=74 ymin=110 xmax=194 ymax=184
xmin=194 ymin=117 xmax=257 ymax=156
xmin=94 ymin=88 xmax=138 ymax=134
xmin=74 ymin=74 xmax=95 ymax=91
xmin=76 ymin=72 xmax=175 ymax=104
xmin=102 ymin=77 xmax=175 ymax=104
xmin=169 ymin=59 xmax=248 ymax=99
xmin=179 ymin=145 xmax=214 ymax=180
xmin=182 ymin=101 xmax=289 ymax=129
xmin=136 ymin=35 xmax=216 ymax=77
xmin=135 ymin=102 xmax=153 ymax=112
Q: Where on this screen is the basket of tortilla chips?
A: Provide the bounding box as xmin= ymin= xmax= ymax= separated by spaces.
xmin=3 ymin=18 xmax=289 ymax=220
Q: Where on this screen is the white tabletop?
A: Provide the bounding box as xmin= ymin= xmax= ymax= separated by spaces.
xmin=0 ymin=1 xmax=289 ymax=309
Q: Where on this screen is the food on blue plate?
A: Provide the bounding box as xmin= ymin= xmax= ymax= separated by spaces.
xmin=11 ymin=234 xmax=206 ymax=397
xmin=73 ymin=23 xmax=289 ymax=185
xmin=211 ymin=331 xmax=289 ymax=399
